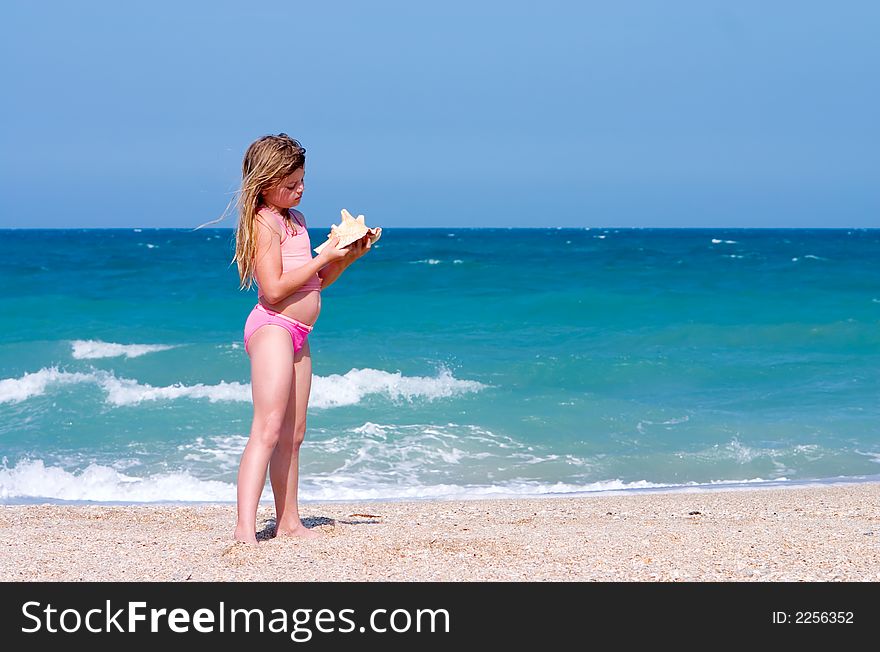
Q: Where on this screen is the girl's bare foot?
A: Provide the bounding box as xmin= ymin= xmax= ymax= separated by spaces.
xmin=275 ymin=524 xmax=323 ymax=539
xmin=233 ymin=527 xmax=258 ymax=544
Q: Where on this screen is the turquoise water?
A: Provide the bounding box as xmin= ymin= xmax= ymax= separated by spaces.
xmin=1 ymin=227 xmax=879 ymax=503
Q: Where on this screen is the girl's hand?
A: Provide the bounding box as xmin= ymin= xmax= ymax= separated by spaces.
xmin=318 ymin=236 xmax=350 ymax=263
xmin=345 ymin=234 xmax=373 ymax=261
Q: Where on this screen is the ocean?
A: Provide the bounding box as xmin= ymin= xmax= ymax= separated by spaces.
xmin=1 ymin=227 xmax=879 ymax=503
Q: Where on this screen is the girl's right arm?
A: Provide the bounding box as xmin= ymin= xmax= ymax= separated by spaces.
xmin=253 ymin=218 xmax=345 ymax=303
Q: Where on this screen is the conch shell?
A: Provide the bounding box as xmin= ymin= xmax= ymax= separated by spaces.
xmin=313 ymin=209 xmax=382 ymax=254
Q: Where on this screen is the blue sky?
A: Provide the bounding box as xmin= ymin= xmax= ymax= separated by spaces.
xmin=1 ymin=1 xmax=877 ymax=228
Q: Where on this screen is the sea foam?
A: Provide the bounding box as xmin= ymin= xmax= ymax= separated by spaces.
xmin=0 ymin=368 xmax=95 ymax=404
xmin=0 ymin=458 xmax=798 ymax=503
xmin=309 ymin=367 xmax=488 ymax=409
xmin=0 ymin=366 xmax=487 ymax=407
xmin=71 ymin=340 xmax=178 ymax=359
xmin=101 ymin=376 xmax=250 ymax=406
xmin=0 ymin=459 xmax=239 ymax=502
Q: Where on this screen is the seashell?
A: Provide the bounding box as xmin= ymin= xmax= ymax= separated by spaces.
xmin=314 ymin=209 xmax=382 ymax=254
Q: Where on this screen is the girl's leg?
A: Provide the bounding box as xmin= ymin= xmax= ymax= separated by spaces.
xmin=233 ymin=325 xmax=295 ymax=543
xmin=270 ymin=338 xmax=320 ymax=537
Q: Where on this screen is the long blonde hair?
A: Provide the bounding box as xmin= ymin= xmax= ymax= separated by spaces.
xmin=232 ymin=134 xmax=306 ymax=290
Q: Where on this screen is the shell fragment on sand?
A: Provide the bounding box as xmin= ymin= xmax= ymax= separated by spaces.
xmin=314 ymin=209 xmax=382 ymax=254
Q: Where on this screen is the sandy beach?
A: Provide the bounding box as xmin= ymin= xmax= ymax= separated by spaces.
xmin=2 ymin=482 xmax=878 ymax=582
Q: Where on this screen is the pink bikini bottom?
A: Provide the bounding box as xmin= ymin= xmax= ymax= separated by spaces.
xmin=244 ymin=303 xmax=314 ymax=355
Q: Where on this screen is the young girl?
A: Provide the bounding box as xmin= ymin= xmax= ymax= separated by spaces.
xmin=232 ymin=133 xmax=372 ymax=543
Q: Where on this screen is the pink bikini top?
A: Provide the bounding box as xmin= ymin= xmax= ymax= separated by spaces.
xmin=258 ymin=207 xmax=322 ymax=296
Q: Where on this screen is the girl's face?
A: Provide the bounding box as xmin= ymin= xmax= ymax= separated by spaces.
xmin=262 ymin=167 xmax=305 ymax=209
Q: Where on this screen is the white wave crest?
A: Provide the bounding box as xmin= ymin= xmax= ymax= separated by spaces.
xmin=0 ymin=368 xmax=95 ymax=404
xmin=0 ymin=460 xmax=239 ymax=502
xmin=0 ymin=366 xmax=250 ymax=406
xmin=71 ymin=340 xmax=178 ymax=359
xmin=0 ymin=366 xmax=486 ymax=408
xmin=100 ymin=376 xmax=251 ymax=406
xmin=310 ymin=368 xmax=488 ymax=408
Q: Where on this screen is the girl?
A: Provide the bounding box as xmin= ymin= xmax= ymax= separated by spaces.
xmin=232 ymin=133 xmax=372 ymax=544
